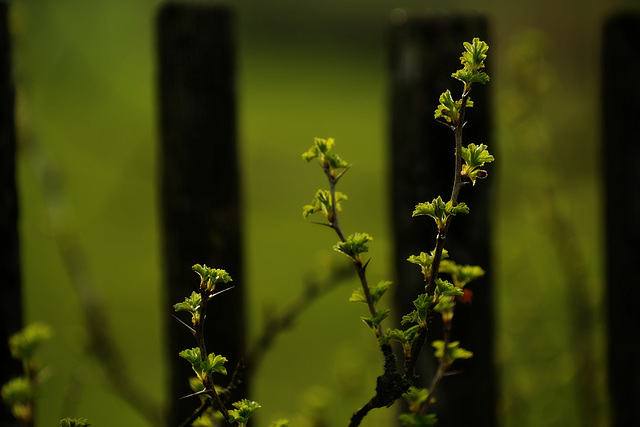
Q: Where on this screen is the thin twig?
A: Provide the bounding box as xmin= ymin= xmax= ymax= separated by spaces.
xmin=23 ymin=136 xmax=162 ymax=425
xmin=244 ymin=264 xmax=353 ymax=371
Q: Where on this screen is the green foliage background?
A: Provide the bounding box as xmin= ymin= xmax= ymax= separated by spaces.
xmin=10 ymin=0 xmax=639 ymax=425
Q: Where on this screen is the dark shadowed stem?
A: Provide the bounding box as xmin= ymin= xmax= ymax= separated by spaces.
xmin=405 ymin=326 xmax=429 ymax=382
xmin=192 ymin=291 xmax=230 ymax=424
xmin=423 ymin=319 xmax=452 ymax=415
xmin=426 ymin=95 xmax=469 ymax=296
xmin=348 ymin=344 xmax=407 ymax=427
xmin=406 ymin=95 xmax=470 ymax=392
xmin=178 ymin=400 xmax=212 ymax=427
xmin=348 ymin=400 xmax=376 ymax=427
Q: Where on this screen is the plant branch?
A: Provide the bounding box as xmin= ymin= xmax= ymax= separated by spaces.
xmin=425 ymin=95 xmax=469 ymax=297
xmin=422 ymin=319 xmax=453 ymax=415
xmin=244 ymin=264 xmax=353 ymax=371
xmin=194 ymin=289 xmax=230 ymax=423
xmin=178 ymin=399 xmax=212 ymax=427
xmin=23 ymin=136 xmax=163 ymax=425
xmin=323 ymin=165 xmax=380 ymax=335
xmin=348 ymin=344 xmax=409 ymax=427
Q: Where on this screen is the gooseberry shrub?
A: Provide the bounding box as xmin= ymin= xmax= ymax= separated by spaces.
xmin=172 ymin=37 xmax=492 ymax=426
xmin=2 ymin=38 xmax=492 ymax=427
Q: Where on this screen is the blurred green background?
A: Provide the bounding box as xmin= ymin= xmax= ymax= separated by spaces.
xmin=9 ymin=0 xmax=639 ymax=425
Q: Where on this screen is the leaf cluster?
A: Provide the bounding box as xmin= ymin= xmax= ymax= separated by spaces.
xmin=60 ymin=418 xmax=92 ymax=427
xmin=350 ymin=280 xmax=391 ymax=306
xmin=179 ymin=348 xmax=228 ymax=383
xmin=412 ymin=196 xmax=469 ymax=232
xmin=434 ymin=89 xmax=473 ymax=125
xmin=351 ymin=280 xmax=392 ymax=331
xmin=439 ymin=260 xmax=485 ymax=288
xmin=334 ymin=232 xmax=373 ymax=262
xmin=452 ymin=38 xmax=490 ymax=94
xmin=1 ymin=377 xmax=32 ymax=410
xmin=2 ymin=323 xmax=51 ymax=425
xmin=435 ymin=38 xmax=489 ymax=126
xmin=9 ymin=322 xmax=51 ymax=361
xmin=461 ymin=143 xmax=495 ymax=185
xmin=407 ymin=249 xmax=448 ymax=281
xmin=302 ymin=137 xmax=350 ymax=178
xmin=302 ymin=189 xmax=348 ymax=222
xmin=432 ymin=340 xmax=473 ymax=368
xmin=228 ymin=399 xmax=261 ymax=426
xmin=173 ymin=291 xmax=203 ymax=326
xmin=192 ymin=264 xmax=232 ymax=292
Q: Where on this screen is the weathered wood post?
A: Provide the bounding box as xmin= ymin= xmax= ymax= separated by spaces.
xmin=0 ymin=2 xmax=22 ymax=426
xmin=389 ymin=12 xmax=496 ymax=425
xmin=157 ymin=3 xmax=245 ymax=424
xmin=602 ymin=12 xmax=640 ymax=427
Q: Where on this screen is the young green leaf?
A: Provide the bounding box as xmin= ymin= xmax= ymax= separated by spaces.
xmin=334 ymin=233 xmax=373 ymax=261
xmin=399 ymin=413 xmax=438 ymax=427
xmin=434 ymin=278 xmax=464 ymax=298
xmin=402 ymin=386 xmax=430 ymax=413
xmin=407 ymin=250 xmax=449 ymax=279
xmin=412 ymin=196 xmax=469 ymax=232
xmin=452 ymin=38 xmax=490 ymax=94
xmin=432 ymin=340 xmax=473 ymax=367
xmin=9 ymin=323 xmax=51 ymax=361
xmin=402 ymin=294 xmax=435 ymax=327
xmin=202 ymin=353 xmax=228 ymax=377
xmin=362 ymin=308 xmax=391 ymax=330
xmin=302 ymin=189 xmax=347 ymax=221
xmin=461 ymin=143 xmax=494 ymax=185
xmin=385 ymin=325 xmax=421 ymax=357
xmin=349 ymin=287 xmax=367 ymax=304
xmin=433 ymin=296 xmax=456 ymax=323
xmin=192 ymin=264 xmax=232 ymax=292
xmin=1 ymin=377 xmax=32 ymax=409
xmin=174 ymin=291 xmax=203 ymax=325
xmin=59 ymin=418 xmax=92 ymax=427
xmin=439 ymin=260 xmax=485 ymax=288
xmin=179 ymin=348 xmax=228 ymax=381
xmin=302 ymin=137 xmax=350 ymax=178
xmin=434 ymin=90 xmax=473 ymax=125
xmin=370 ymin=281 xmax=392 ymax=305
xmin=228 ymin=399 xmax=261 ymax=425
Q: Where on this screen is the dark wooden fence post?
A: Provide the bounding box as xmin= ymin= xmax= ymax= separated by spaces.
xmin=157 ymin=3 xmax=245 ymax=424
xmin=389 ymin=12 xmax=496 ymax=425
xmin=603 ymin=12 xmax=640 ymax=427
xmin=0 ymin=2 xmax=22 ymax=426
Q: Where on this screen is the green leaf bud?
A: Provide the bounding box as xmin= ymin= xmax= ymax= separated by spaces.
xmin=9 ymin=323 xmax=51 ymax=362
xmin=439 ymin=260 xmax=485 ymax=288
xmin=59 ymin=418 xmax=92 ymax=427
xmin=228 ymin=399 xmax=261 ymax=425
xmin=432 ymin=340 xmax=473 ymax=367
xmin=1 ymin=377 xmax=32 ymax=410
xmin=460 ymin=143 xmax=494 ymax=185
xmin=302 ymin=189 xmax=347 ymax=221
xmin=192 ymin=264 xmax=232 ymax=292
xmin=399 ymin=412 xmax=438 ymax=426
xmin=412 ymin=196 xmax=468 ymax=232
xmin=334 ymin=232 xmax=373 ymax=261
xmin=361 ymin=308 xmax=390 ymax=330
xmin=302 ymin=137 xmax=350 ymax=178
